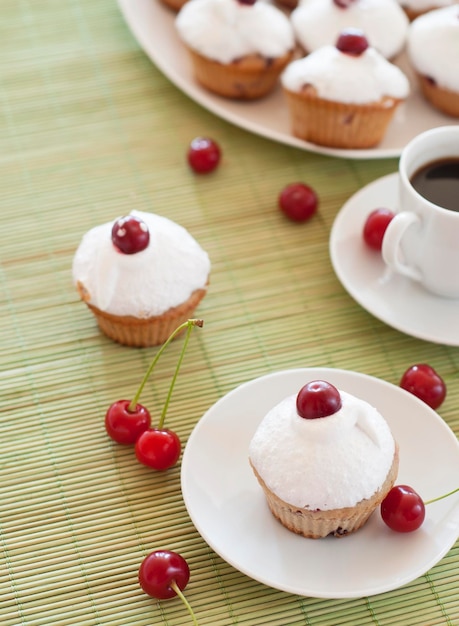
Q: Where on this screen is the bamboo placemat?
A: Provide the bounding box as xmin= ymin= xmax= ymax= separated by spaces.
xmin=1 ymin=1 xmax=458 ymax=625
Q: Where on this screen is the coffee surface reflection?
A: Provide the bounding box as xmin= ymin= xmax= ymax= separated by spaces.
xmin=410 ymin=158 xmax=459 ymax=212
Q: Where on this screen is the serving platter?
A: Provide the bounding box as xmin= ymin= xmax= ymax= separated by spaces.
xmin=117 ymin=0 xmax=456 ymax=159
xmin=181 ymin=368 xmax=459 ymax=598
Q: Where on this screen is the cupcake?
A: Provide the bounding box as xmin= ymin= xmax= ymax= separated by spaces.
xmin=249 ymin=380 xmax=399 ymax=538
xmin=175 ymin=0 xmax=295 ymax=100
xmin=291 ymin=0 xmax=409 ymax=60
xmin=72 ymin=211 xmax=210 ymax=347
xmin=281 ymin=29 xmax=410 ymax=149
xmin=397 ymin=0 xmax=458 ymax=21
xmin=407 ymin=5 xmax=459 ymax=117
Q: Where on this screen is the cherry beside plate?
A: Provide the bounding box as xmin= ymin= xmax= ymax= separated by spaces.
xmin=181 ymin=368 xmax=459 ymax=598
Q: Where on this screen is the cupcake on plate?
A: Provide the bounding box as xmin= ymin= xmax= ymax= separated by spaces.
xmin=291 ymin=0 xmax=409 ymax=60
xmin=249 ymin=380 xmax=399 ymax=538
xmin=407 ymin=5 xmax=459 ymax=117
xmin=72 ymin=211 xmax=210 ymax=347
xmin=281 ymin=29 xmax=410 ymax=149
xmin=396 ymin=0 xmax=458 ymax=21
xmin=175 ymin=0 xmax=295 ymax=100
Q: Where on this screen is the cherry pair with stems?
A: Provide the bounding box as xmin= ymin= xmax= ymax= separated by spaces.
xmin=105 ymin=318 xmax=202 ymax=623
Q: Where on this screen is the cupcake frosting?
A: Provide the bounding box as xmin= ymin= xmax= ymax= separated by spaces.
xmin=281 ymin=45 xmax=410 ymax=103
xmin=291 ymin=0 xmax=409 ymax=59
xmin=72 ymin=210 xmax=210 ymax=318
xmin=175 ymin=0 xmax=295 ymax=64
xmin=407 ymin=5 xmax=459 ymax=92
xmin=249 ymin=389 xmax=396 ymax=510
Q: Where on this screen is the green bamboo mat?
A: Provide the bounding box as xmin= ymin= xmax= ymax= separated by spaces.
xmin=1 ymin=1 xmax=458 ymax=625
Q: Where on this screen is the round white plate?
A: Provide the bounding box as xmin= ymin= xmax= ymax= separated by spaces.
xmin=330 ymin=173 xmax=459 ymax=345
xmin=117 ymin=0 xmax=456 ymax=160
xmin=181 ymin=368 xmax=459 ymax=598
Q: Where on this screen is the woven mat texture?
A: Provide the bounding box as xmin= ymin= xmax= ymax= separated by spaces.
xmin=1 ymin=1 xmax=458 ymax=625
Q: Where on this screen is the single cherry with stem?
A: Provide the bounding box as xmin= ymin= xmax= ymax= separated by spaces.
xmin=105 ymin=319 xmax=203 ymax=445
xmin=139 ymin=550 xmax=199 ymax=625
xmin=135 ymin=319 xmax=203 ymax=470
xmin=381 ymin=485 xmax=459 ymax=532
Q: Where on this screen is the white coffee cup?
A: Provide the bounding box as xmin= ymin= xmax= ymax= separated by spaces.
xmin=382 ymin=125 xmax=459 ymax=298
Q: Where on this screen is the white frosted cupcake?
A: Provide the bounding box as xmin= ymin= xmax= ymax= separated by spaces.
xmin=291 ymin=0 xmax=409 ymax=60
xmin=407 ymin=5 xmax=459 ymax=117
xmin=249 ymin=380 xmax=399 ymax=538
xmin=175 ymin=0 xmax=295 ymax=99
xmin=72 ymin=211 xmax=210 ymax=347
xmin=397 ymin=0 xmax=458 ymax=20
xmin=281 ymin=29 xmax=410 ymax=148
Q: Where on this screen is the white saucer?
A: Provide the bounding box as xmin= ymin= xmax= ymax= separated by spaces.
xmin=181 ymin=368 xmax=459 ymax=598
xmin=330 ymin=173 xmax=459 ymax=346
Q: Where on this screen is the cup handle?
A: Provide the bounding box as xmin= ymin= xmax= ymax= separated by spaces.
xmin=381 ymin=211 xmax=422 ymax=282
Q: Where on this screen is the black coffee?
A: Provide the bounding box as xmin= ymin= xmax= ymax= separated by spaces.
xmin=410 ymin=158 xmax=459 ymax=212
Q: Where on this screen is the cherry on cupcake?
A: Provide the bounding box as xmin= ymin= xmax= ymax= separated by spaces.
xmin=296 ymin=380 xmax=342 ymax=419
xmin=336 ymin=28 xmax=369 ymax=56
xmin=187 ymin=137 xmax=221 ymax=174
xmin=333 ymin=0 xmax=357 ymax=7
xmin=139 ymin=550 xmax=199 ymax=625
xmin=111 ymin=215 xmax=150 ymax=254
xmin=279 ymin=182 xmax=318 ymax=222
xmin=105 ymin=319 xmax=203 ymax=453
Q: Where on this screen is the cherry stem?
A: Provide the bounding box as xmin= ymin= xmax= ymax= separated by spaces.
xmin=158 ymin=319 xmax=202 ymax=429
xmin=128 ymin=319 xmax=203 ymax=413
xmin=170 ymin=580 xmax=199 ymax=626
xmin=424 ymin=486 xmax=459 ymax=506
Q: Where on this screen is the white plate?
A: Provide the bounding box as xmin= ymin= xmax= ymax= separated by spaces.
xmin=330 ymin=173 xmax=459 ymax=345
xmin=117 ymin=0 xmax=457 ymax=160
xmin=181 ymin=368 xmax=459 ymax=598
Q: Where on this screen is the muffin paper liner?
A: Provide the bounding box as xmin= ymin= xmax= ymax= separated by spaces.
xmin=283 ymin=90 xmax=403 ymax=149
xmin=187 ymin=49 xmax=294 ymax=100
xmin=85 ymin=287 xmax=207 ymax=347
xmin=417 ymin=74 xmax=459 ymax=118
xmin=250 ymin=446 xmax=399 ymax=539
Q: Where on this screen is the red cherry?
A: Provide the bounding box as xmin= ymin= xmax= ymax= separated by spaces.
xmin=111 ymin=215 xmax=150 ymax=254
xmin=336 ymin=29 xmax=369 ymax=56
xmin=363 ymin=208 xmax=395 ymax=250
xmin=139 ymin=550 xmax=190 ymax=600
xmin=400 ymin=364 xmax=446 ymax=410
xmin=279 ymin=183 xmax=318 ymax=222
xmin=380 ymin=485 xmax=426 ymax=532
xmin=333 ymin=0 xmax=356 ymax=7
xmin=135 ymin=428 xmax=182 ymax=470
xmin=296 ymin=380 xmax=342 ymax=419
xmin=187 ymin=137 xmax=221 ymax=174
xmin=105 ymin=400 xmax=151 ymax=445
